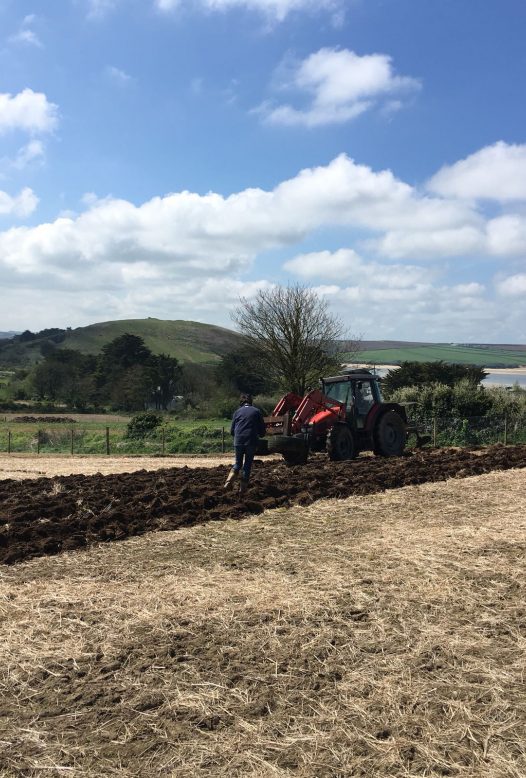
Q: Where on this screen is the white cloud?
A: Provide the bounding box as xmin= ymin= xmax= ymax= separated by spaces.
xmin=0 ymin=154 xmax=486 ymax=278
xmin=1 ymin=148 xmax=524 ymax=337
xmin=496 ymin=273 xmax=526 ymax=297
xmin=12 ymin=140 xmax=45 ymax=169
xmin=259 ymin=48 xmax=420 ymax=127
xmin=105 ymin=65 xmax=133 ymax=85
xmin=428 ymin=142 xmax=526 ymax=201
xmin=0 ymin=89 xmax=58 ymax=135
xmin=0 ymin=140 xmax=46 ymax=174
xmin=8 ymin=14 xmax=42 ymax=47
xmin=309 ymin=280 xmax=497 ymax=343
xmin=284 ymin=248 xmax=433 ymax=288
xmin=86 ymin=0 xmax=119 ymax=17
xmin=9 ymin=29 xmax=42 ymax=47
xmin=155 ymin=0 xmax=342 ymax=23
xmin=486 ymin=215 xmax=526 ymax=256
xmin=0 ymin=188 xmax=38 ymax=218
xmin=373 ymin=225 xmax=485 ymax=260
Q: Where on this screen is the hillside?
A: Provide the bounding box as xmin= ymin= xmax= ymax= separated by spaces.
xmin=0 ymin=319 xmax=243 ymax=367
xmin=63 ymin=319 xmax=242 ymax=363
xmin=2 ymin=324 xmax=525 ymax=370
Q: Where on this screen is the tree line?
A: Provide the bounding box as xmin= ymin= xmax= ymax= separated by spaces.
xmin=3 ymin=285 xmax=524 ymax=417
xmin=26 ymin=334 xmax=182 ymax=411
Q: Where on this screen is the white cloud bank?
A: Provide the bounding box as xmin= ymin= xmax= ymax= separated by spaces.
xmin=1 ymin=147 xmax=526 ymax=338
xmin=0 ymin=154 xmax=485 ymax=277
xmin=155 ymin=0 xmax=342 ymax=22
xmin=259 ymin=48 xmax=420 ymax=127
xmin=85 ymin=0 xmax=342 ymax=21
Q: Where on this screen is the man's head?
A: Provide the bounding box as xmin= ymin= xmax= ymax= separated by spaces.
xmin=240 ymin=393 xmax=253 ymax=406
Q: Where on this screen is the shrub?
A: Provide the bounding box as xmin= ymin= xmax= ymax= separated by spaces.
xmin=126 ymin=412 xmax=163 ymax=439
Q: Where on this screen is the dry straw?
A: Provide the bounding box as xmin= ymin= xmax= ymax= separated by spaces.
xmin=0 ymin=468 xmax=525 ymax=776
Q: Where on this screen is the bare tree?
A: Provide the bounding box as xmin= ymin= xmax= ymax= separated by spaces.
xmin=232 ymin=284 xmax=359 ymax=395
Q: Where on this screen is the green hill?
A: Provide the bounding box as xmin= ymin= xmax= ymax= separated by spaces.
xmin=2 ymin=325 xmax=525 ymax=370
xmin=0 ymin=319 xmax=243 ymax=368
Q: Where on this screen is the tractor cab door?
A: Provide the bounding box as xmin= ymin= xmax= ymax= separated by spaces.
xmin=352 ymin=380 xmax=376 ymax=429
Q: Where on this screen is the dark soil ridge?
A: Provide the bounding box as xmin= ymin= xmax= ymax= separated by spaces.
xmin=1 ymin=445 xmax=525 ymax=566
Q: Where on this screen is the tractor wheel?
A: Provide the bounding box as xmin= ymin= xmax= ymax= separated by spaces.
xmin=374 ymin=411 xmax=406 ymax=457
xmin=326 ymin=424 xmax=356 ymax=461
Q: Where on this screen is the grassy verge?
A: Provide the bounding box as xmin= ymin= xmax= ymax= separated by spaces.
xmin=0 ymin=415 xmax=232 ymax=455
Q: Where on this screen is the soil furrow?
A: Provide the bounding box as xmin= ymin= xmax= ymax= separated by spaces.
xmin=1 ymin=445 xmax=525 ymax=565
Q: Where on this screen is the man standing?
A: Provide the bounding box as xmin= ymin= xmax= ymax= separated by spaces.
xmin=224 ymin=393 xmax=266 ymax=495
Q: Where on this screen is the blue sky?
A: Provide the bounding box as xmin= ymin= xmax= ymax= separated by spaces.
xmin=1 ymin=0 xmax=525 ymax=342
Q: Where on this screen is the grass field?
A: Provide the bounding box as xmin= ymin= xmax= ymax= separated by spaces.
xmin=348 ymin=344 xmax=526 ymax=367
xmin=1 ymin=464 xmax=525 ymax=775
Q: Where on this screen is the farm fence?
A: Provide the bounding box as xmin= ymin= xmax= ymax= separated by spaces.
xmin=0 ymin=415 xmax=525 ymax=456
xmin=412 ymin=415 xmax=526 ymax=447
xmin=0 ymin=424 xmax=232 ymax=456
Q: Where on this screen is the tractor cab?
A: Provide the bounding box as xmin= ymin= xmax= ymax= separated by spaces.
xmin=321 ymin=370 xmax=381 ymax=430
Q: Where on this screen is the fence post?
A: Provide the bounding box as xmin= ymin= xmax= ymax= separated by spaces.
xmin=162 ymin=427 xmax=165 ymax=456
xmin=105 ymin=427 xmax=110 ymax=455
xmin=503 ymin=415 xmax=507 ymax=445
xmin=70 ymin=428 xmax=74 ymax=456
xmin=37 ymin=430 xmax=41 ymax=455
xmin=8 ymin=430 xmax=11 ymax=454
xmin=433 ymin=417 xmax=437 ymax=447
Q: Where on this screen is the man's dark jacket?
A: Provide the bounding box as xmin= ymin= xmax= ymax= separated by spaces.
xmin=230 ymin=404 xmax=266 ymax=446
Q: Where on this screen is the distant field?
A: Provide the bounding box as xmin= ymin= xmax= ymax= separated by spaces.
xmin=348 ymin=344 xmax=526 ymax=367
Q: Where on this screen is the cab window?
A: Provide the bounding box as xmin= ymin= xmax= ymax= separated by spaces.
xmin=324 ymin=381 xmax=350 ymax=405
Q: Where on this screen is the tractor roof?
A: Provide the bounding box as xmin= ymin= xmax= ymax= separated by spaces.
xmin=323 ymin=369 xmax=379 ymax=383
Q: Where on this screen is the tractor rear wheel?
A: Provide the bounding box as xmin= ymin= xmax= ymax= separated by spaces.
xmin=374 ymin=411 xmax=406 ymax=456
xmin=327 ymin=424 xmax=356 ymax=461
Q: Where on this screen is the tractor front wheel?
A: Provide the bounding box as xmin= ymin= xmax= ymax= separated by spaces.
xmin=327 ymin=424 xmax=356 ymax=461
xmin=374 ymin=411 xmax=406 ymax=456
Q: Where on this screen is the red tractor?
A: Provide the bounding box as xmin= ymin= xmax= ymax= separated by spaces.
xmin=262 ymin=369 xmax=426 ymax=464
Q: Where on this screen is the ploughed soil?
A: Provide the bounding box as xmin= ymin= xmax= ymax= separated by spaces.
xmin=1 ymin=445 xmax=526 ymax=567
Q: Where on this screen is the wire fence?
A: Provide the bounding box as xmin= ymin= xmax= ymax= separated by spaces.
xmin=0 ymin=425 xmax=232 ymax=456
xmin=413 ymin=415 xmax=526 ymax=447
xmin=1 ymin=415 xmax=525 ymax=456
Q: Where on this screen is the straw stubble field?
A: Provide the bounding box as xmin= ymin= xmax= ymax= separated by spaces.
xmin=0 ymin=451 xmax=525 ymax=776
